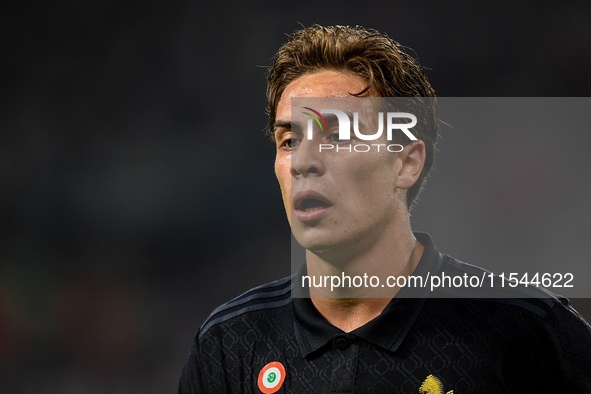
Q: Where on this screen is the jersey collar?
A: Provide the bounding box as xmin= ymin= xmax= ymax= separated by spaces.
xmin=292 ymin=232 xmax=443 ymax=357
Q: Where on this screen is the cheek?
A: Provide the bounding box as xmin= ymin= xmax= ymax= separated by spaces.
xmin=345 ymin=153 xmax=397 ymax=203
xmin=340 ymin=150 xmax=394 ymax=181
xmin=275 ymin=154 xmax=292 ymax=207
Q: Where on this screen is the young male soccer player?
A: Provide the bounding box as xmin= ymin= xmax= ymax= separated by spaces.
xmin=179 ymin=25 xmax=591 ymax=393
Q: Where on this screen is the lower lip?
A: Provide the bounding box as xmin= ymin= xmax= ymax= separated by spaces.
xmin=294 ymin=206 xmax=331 ymax=223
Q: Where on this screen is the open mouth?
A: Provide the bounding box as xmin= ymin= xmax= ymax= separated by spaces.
xmin=293 ymin=191 xmax=333 ymax=223
xmin=297 ymin=198 xmax=331 ymax=213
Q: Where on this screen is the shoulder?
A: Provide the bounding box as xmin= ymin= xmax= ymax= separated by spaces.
xmin=422 ymin=253 xmax=591 ymax=357
xmin=197 ymin=275 xmax=293 ymax=341
xmin=179 ymin=277 xmax=294 ymax=393
xmin=435 ymin=253 xmax=567 ymax=319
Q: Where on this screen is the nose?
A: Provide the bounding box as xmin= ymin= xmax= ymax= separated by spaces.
xmin=291 ymin=139 xmax=325 ymax=177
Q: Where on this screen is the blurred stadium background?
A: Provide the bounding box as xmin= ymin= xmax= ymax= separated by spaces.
xmin=1 ymin=1 xmax=590 ymax=392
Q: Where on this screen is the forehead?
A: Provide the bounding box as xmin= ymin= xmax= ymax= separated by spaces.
xmin=276 ymin=71 xmax=369 ymax=119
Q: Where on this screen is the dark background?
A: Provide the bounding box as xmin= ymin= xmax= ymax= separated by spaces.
xmin=1 ymin=1 xmax=590 ymax=392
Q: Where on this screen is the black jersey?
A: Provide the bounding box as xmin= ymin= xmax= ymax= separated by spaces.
xmin=178 ymin=233 xmax=591 ymax=393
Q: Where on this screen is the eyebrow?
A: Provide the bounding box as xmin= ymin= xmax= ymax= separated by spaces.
xmin=273 ymin=114 xmax=341 ymax=130
xmin=272 ymin=111 xmax=364 ymax=138
xmin=273 ymin=120 xmax=298 ymax=142
xmin=273 ymin=120 xmax=294 ymax=132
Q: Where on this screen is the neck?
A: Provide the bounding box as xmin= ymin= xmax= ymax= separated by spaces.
xmin=306 ymin=221 xmax=424 ymax=332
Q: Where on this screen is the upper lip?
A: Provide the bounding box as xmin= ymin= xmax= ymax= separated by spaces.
xmin=293 ymin=190 xmax=332 ymax=210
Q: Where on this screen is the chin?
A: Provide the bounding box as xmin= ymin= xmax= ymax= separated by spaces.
xmin=296 ymin=232 xmax=356 ymax=257
xmin=293 ymin=231 xmax=333 ymax=251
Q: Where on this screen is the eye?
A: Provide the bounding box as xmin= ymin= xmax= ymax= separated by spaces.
xmin=328 ymin=133 xmax=351 ymax=144
xmin=280 ymin=137 xmax=301 ymax=150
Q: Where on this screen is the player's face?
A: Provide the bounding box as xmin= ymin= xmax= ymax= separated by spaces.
xmin=274 ymin=71 xmax=407 ymax=255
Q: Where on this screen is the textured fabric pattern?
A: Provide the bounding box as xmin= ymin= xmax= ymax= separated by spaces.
xmin=178 ymin=235 xmax=591 ymax=393
xmin=179 ymin=298 xmax=591 ymax=393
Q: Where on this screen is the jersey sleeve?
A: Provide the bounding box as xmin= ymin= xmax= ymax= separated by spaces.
xmin=178 ymin=329 xmax=215 ymax=394
xmin=524 ymin=299 xmax=591 ymax=393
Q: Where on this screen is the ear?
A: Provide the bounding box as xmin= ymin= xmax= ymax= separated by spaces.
xmin=394 ymin=141 xmax=426 ymax=190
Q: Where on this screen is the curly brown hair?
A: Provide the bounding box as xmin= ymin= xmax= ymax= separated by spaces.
xmin=267 ymin=24 xmax=438 ymax=211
